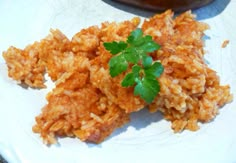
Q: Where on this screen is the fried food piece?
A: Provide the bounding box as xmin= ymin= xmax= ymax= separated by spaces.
xmin=33 ymin=59 xmax=129 ymax=144
xmin=38 ymin=29 xmax=72 ymax=81
xmin=142 ymin=10 xmax=175 ymax=46
xmin=145 ymin=10 xmax=232 ymax=132
xmin=90 ymin=45 xmax=145 ymax=113
xmin=89 ymin=18 xmax=146 ymax=113
xmin=3 ymin=44 xmax=46 ymax=88
xmin=2 ymin=29 xmax=72 ymax=87
xmin=71 ymin=26 xmax=101 ymax=59
xmin=32 ymin=18 xmax=144 ymax=144
xmin=3 ymin=10 xmax=233 ymax=144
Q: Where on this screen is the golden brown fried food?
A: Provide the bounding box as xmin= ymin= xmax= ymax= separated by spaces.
xmin=89 ymin=18 xmax=146 ymax=113
xmin=38 ymin=29 xmax=72 ymax=81
xmin=144 ymin=10 xmax=232 ymax=132
xmin=3 ymin=43 xmax=46 ymax=88
xmin=3 ymin=10 xmax=233 ymax=144
xmin=71 ymin=26 xmax=101 ymax=59
xmin=33 ymin=58 xmax=129 ymax=144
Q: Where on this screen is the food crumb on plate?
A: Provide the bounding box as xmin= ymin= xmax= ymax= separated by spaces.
xmin=221 ymin=40 xmax=229 ymax=48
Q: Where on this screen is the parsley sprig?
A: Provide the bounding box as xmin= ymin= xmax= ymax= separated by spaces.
xmin=103 ymin=29 xmax=164 ymax=103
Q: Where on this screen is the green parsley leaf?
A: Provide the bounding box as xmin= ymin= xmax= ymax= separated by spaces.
xmin=127 ymin=29 xmax=143 ymax=45
xmin=134 ymin=76 xmax=160 ymax=104
xmin=109 ymin=54 xmax=128 ymax=77
xmin=122 ymin=65 xmax=141 ymax=87
xmin=142 ymin=56 xmax=153 ymax=68
xmin=121 ymin=73 xmax=135 ymax=87
xmin=132 ymin=64 xmax=142 ymax=76
xmin=124 ymin=47 xmax=140 ymax=64
xmin=144 ymin=62 xmax=164 ymax=78
xmin=104 ymin=41 xmax=127 ymax=55
xmin=104 ymin=29 xmax=164 ymax=103
xmin=140 ymin=36 xmax=161 ymax=52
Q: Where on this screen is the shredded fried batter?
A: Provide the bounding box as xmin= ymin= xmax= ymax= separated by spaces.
xmin=2 ymin=10 xmax=233 ymax=144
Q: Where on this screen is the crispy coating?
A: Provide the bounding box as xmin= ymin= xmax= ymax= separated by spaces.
xmin=144 ymin=10 xmax=232 ymax=132
xmin=89 ymin=18 xmax=146 ymax=113
xmin=33 ymin=58 xmax=129 ymax=144
xmin=3 ymin=44 xmax=46 ymax=88
xmin=3 ymin=10 xmax=233 ymax=144
xmin=39 ymin=29 xmax=73 ymax=81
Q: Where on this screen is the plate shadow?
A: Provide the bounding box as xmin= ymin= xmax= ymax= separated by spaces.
xmin=87 ymin=108 xmax=164 ymax=147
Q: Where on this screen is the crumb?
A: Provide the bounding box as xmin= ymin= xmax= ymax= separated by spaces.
xmin=222 ymin=40 xmax=229 ymax=48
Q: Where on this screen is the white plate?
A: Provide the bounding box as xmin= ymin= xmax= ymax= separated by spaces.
xmin=0 ymin=0 xmax=236 ymax=163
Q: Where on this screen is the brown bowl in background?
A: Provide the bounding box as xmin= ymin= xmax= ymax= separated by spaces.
xmin=112 ymin=0 xmax=215 ymax=12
